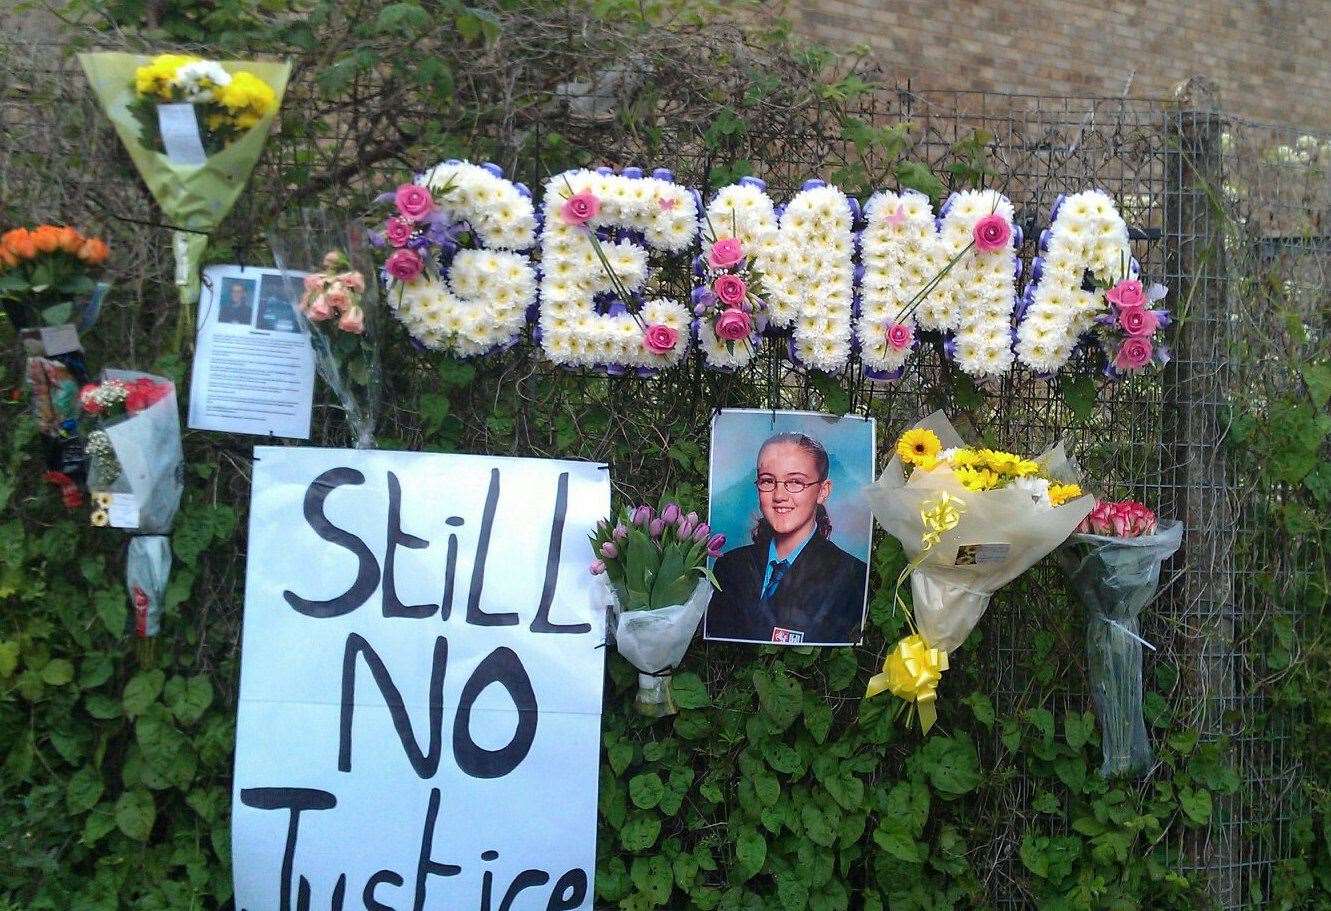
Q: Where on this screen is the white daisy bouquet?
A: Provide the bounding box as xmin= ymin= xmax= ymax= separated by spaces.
xmin=1016 ymin=190 xmax=1171 ymax=376
xmin=373 ymin=160 xmax=539 ymax=357
xmin=863 ymin=411 xmax=1094 ymax=732
xmin=538 ymin=167 xmax=698 ymax=371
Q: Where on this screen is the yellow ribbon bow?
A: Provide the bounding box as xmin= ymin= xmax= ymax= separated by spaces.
xmin=865 ymin=633 xmax=950 ymax=733
xmin=920 ymin=491 xmax=964 ymax=549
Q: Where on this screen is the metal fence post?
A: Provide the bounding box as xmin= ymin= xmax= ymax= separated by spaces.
xmin=1164 ymin=75 xmax=1240 ymax=906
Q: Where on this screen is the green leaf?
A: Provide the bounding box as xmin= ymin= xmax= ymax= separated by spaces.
xmin=41 ymin=657 xmax=74 ymax=686
xmin=628 ymin=772 xmax=665 ymax=809
xmin=619 ymin=814 xmax=661 ymax=852
xmin=123 ymin=670 xmax=165 ymax=717
xmin=608 ymin=740 xmax=634 ymax=776
xmin=1059 ymin=374 xmax=1097 ymax=422
xmin=164 ymin=675 xmax=214 ymax=724
xmin=375 ymin=1 xmax=430 ymax=35
xmin=896 ymin=160 xmax=945 ymax=202
xmin=66 ymin=766 xmax=104 ymax=814
xmin=753 ymin=666 xmax=803 ymax=732
xmin=963 ymin=691 xmax=994 ymax=728
xmin=1064 ymin=709 xmax=1094 ymax=752
xmin=1301 ymin=361 xmax=1331 ymax=407
xmin=809 ymin=371 xmax=850 ymax=412
xmin=630 ymin=854 xmax=673 ymax=904
xmin=916 ymin=733 xmax=982 ymax=797
xmin=1024 ymin=707 xmax=1055 ymax=744
xmin=115 ymin=789 xmax=156 ymax=842
xmin=1179 ymin=787 xmax=1212 ymax=825
xmin=873 ymin=826 xmax=925 ymax=863
xmin=670 ymin=671 xmax=709 ymax=709
xmin=733 ymin=826 xmax=767 ymax=882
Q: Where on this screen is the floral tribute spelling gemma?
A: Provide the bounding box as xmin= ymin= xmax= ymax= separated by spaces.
xmin=129 ymin=54 xmax=278 ymax=156
xmin=0 ymin=224 xmax=109 ymax=328
xmin=863 ymin=413 xmax=1093 ymax=733
xmin=691 ymin=214 xmax=771 ymax=367
xmin=591 ymin=501 xmax=723 ymax=717
xmin=373 ymin=160 xmax=538 ymax=356
xmin=539 ymin=167 xmax=698 ymax=370
xmin=1016 ymin=190 xmax=1170 ymax=376
xmin=1060 ymin=500 xmax=1182 ymax=777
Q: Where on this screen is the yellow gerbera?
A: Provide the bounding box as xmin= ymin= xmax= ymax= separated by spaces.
xmin=1049 ymin=483 xmax=1083 ymax=506
xmin=897 ymin=428 xmax=942 ymax=468
xmin=954 ymin=466 xmax=1001 ymax=491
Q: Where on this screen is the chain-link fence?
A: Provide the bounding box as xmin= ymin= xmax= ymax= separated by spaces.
xmin=1 ymin=30 xmax=1321 ymax=908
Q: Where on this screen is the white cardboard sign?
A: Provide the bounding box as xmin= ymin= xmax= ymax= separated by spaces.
xmin=232 ymin=446 xmax=609 ymax=911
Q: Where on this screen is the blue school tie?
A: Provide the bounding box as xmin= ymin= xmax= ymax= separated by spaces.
xmin=761 ymin=560 xmax=789 ymax=603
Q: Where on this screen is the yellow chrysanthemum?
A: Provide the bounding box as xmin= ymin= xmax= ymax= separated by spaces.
xmin=946 ymin=448 xmax=980 ymax=468
xmin=217 ymin=70 xmax=277 ymax=123
xmin=953 ymin=466 xmax=1001 ymax=491
xmin=977 ymin=448 xmax=1023 ymax=475
xmin=1049 ymin=483 xmax=1083 ymax=506
xmin=897 ymin=428 xmax=942 ymax=468
xmin=134 ymin=53 xmax=198 ymax=99
xmin=1012 ymin=458 xmax=1041 ymax=477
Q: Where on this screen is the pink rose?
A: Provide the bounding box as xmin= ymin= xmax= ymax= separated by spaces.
xmin=1117 ymin=305 xmax=1159 ymax=337
xmin=886 ymin=321 xmax=913 ymax=352
xmin=560 ymin=191 xmax=600 ymax=226
xmin=339 ymin=271 xmax=366 ymax=293
xmin=324 ymin=288 xmax=352 ymax=314
xmin=1114 ymin=336 xmax=1153 ymax=371
xmin=708 ymin=236 xmax=744 ymax=269
xmin=385 ymin=248 xmax=423 ymax=281
xmin=337 ymin=305 xmax=365 ymax=334
xmin=384 ymin=217 xmax=414 ymax=248
xmin=972 ymin=213 xmax=1012 ymax=253
xmin=1107 ymin=501 xmax=1157 ymax=537
xmin=643 ymin=323 xmax=679 ymax=355
xmin=1077 ymin=501 xmax=1113 ymax=535
xmin=395 ymin=184 xmax=434 ymax=219
xmin=714 ymin=308 xmax=752 ymax=342
xmin=302 ymin=273 xmax=323 ymax=293
xmin=713 ymin=274 xmax=748 ymax=307
xmin=307 ymin=295 xmax=333 ymax=321
xmin=1106 ymin=279 xmax=1145 ymax=309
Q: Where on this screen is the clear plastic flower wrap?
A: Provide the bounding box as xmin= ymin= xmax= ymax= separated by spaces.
xmin=270 ymin=211 xmax=383 ymax=448
xmin=863 ymin=411 xmax=1094 ymax=731
xmin=84 ymin=369 xmax=184 ymax=638
xmin=597 ymin=577 xmax=712 ymax=717
xmin=1059 ymin=519 xmax=1183 ymax=777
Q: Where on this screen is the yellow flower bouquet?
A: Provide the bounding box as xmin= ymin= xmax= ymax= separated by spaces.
xmin=127 ymin=54 xmax=278 ymax=157
xmin=864 ymin=412 xmax=1094 ymax=732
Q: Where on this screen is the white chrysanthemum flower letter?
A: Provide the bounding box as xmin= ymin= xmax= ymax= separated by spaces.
xmin=933 ymin=190 xmax=1020 ymax=377
xmin=856 ymin=190 xmax=939 ymax=375
xmin=1016 ymin=190 xmax=1134 ymax=374
xmin=538 ymin=167 xmax=697 ymax=370
xmin=387 ymin=160 xmax=539 ymax=357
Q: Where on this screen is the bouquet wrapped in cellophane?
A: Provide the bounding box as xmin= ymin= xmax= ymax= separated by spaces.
xmin=1059 ymin=500 xmax=1182 ymax=777
xmin=863 ymin=411 xmax=1094 ymax=732
xmin=81 ymin=370 xmax=183 ymax=641
xmin=590 ymin=502 xmax=725 ymax=717
xmin=270 ymin=212 xmax=382 ymax=448
xmin=79 ymin=51 xmax=290 ymax=346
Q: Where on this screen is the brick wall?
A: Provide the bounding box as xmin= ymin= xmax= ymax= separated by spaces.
xmin=794 ymin=0 xmax=1331 ymax=131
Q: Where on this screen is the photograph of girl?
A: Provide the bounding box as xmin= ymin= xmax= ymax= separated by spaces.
xmin=704 ymin=409 xmax=875 ymax=646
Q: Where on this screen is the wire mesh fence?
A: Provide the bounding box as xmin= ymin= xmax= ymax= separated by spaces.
xmin=0 ymin=31 xmax=1321 ymax=908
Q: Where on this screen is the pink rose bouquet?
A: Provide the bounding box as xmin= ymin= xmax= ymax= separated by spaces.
xmin=1088 ymin=276 xmax=1172 ymax=376
xmin=693 ymin=228 xmax=770 ymax=357
xmin=1060 ymin=498 xmax=1182 ymax=777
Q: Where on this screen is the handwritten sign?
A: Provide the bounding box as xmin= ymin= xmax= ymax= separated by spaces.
xmin=232 ymin=447 xmax=609 ymax=911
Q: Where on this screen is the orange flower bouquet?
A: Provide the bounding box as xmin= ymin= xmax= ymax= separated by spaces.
xmin=0 ymin=224 xmax=109 ymax=329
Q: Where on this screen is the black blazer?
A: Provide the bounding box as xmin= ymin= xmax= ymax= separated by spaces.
xmin=704 ymin=533 xmax=868 ymax=644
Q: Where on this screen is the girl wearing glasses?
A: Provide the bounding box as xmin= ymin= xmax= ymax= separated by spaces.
xmin=705 ymin=431 xmax=868 ymax=644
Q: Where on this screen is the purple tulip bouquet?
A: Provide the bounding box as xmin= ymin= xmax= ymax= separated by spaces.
xmin=590 ymin=501 xmax=724 ymax=716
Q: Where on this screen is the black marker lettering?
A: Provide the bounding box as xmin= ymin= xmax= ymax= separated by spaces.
xmin=530 ymin=473 xmax=590 ymax=635
xmin=497 ymin=871 xmax=550 ymax=911
xmin=340 ymin=634 xmax=447 ymax=777
xmin=440 ymin=518 xmax=463 ymax=621
xmin=453 ymin=647 xmax=538 ymax=778
xmin=545 ymin=870 xmax=588 ymax=911
xmin=363 ymin=870 xmax=404 ymax=911
xmin=467 ymin=469 xmax=518 ymax=626
xmin=383 ymin=472 xmax=435 ymax=619
xmin=284 ymin=468 xmax=380 ymax=618
xmin=414 ymin=788 xmax=461 ymax=911
xmin=239 ymin=787 xmax=337 ymax=911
